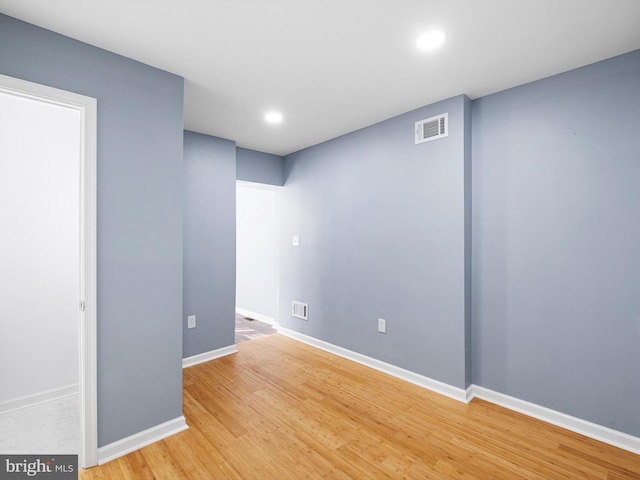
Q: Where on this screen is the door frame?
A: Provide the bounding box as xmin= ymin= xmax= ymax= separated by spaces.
xmin=0 ymin=73 xmax=98 ymax=468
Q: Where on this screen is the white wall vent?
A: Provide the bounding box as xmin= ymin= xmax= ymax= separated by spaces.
xmin=292 ymin=301 xmax=308 ymax=320
xmin=415 ymin=113 xmax=448 ymax=144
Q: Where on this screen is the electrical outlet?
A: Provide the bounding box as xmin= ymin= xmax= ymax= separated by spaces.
xmin=378 ymin=318 xmax=386 ymax=334
xmin=187 ymin=315 xmax=196 ymax=329
xmin=292 ymin=235 xmax=300 ymax=247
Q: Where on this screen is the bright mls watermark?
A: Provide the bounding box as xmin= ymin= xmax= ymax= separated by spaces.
xmin=1 ymin=455 xmax=77 ymax=479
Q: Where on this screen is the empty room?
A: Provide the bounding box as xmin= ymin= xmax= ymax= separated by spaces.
xmin=1 ymin=1 xmax=639 ymax=479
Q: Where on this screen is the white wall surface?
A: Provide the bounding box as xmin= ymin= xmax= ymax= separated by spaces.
xmin=0 ymin=90 xmax=80 ymax=404
xmin=236 ymin=182 xmax=279 ymax=320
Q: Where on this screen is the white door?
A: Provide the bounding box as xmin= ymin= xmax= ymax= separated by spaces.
xmin=0 ymin=74 xmax=97 ymax=467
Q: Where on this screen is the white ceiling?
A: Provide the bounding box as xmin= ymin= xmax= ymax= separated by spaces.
xmin=2 ymin=1 xmax=639 ymax=156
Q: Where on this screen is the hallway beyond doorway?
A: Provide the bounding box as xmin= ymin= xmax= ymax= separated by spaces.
xmin=235 ymin=314 xmax=276 ymax=344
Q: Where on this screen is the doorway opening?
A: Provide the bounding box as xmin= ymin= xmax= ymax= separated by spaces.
xmin=235 ymin=181 xmax=280 ymax=343
xmin=0 ymin=74 xmax=97 ymax=468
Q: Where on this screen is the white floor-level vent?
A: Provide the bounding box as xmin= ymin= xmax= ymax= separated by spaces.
xmin=292 ymin=301 xmax=309 ymax=320
xmin=415 ymin=112 xmax=448 ymax=144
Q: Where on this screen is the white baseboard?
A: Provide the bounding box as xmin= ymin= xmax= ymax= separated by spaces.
xmin=97 ymin=416 xmax=188 ymax=465
xmin=182 ymin=345 xmax=238 ymax=368
xmin=235 ymin=307 xmax=278 ymax=326
xmin=468 ymin=386 xmax=640 ymax=456
xmin=0 ymin=384 xmax=79 ymax=415
xmin=278 ymin=327 xmax=640 ymax=456
xmin=277 ymin=327 xmax=468 ymax=403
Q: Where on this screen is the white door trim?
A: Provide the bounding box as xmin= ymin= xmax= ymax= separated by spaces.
xmin=0 ymin=73 xmax=98 ymax=468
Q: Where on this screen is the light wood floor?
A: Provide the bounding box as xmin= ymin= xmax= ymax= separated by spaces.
xmin=80 ymin=334 xmax=640 ymax=479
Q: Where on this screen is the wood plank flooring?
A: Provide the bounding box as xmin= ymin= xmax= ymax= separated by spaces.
xmin=80 ymin=334 xmax=640 ymax=479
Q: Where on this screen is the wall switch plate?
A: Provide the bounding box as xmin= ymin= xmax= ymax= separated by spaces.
xmin=187 ymin=315 xmax=196 ymax=329
xmin=292 ymin=235 xmax=300 ymax=247
xmin=378 ymin=318 xmax=386 ymax=333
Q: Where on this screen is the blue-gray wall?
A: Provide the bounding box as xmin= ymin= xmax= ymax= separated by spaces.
xmin=472 ymin=50 xmax=640 ymax=436
xmin=183 ymin=131 xmax=237 ymax=357
xmin=236 ymin=147 xmax=284 ymax=186
xmin=279 ymin=96 xmax=471 ymax=389
xmin=276 ymin=49 xmax=640 ymax=437
xmin=0 ymin=14 xmax=185 ymax=446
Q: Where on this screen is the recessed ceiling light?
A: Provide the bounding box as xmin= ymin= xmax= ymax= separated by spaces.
xmin=265 ymin=111 xmax=283 ymax=124
xmin=416 ymin=30 xmax=446 ymax=51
